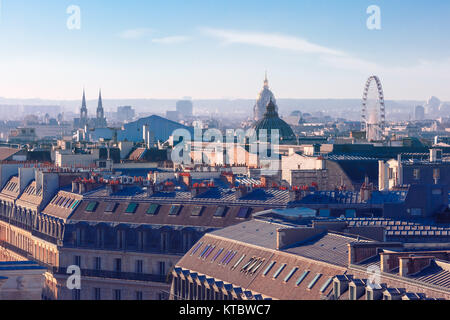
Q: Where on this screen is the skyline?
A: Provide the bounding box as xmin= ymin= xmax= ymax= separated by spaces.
xmin=0 ymin=1 xmax=449 ymax=101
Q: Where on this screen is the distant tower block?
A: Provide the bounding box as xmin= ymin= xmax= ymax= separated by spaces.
xmin=361 ymin=76 xmax=386 ymax=142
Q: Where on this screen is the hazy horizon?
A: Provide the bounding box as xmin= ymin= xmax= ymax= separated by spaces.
xmin=0 ymin=1 xmax=449 ymax=100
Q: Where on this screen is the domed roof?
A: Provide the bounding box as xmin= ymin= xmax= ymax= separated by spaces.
xmin=253 ymin=74 xmax=278 ymax=121
xmin=250 ymin=98 xmax=297 ymax=145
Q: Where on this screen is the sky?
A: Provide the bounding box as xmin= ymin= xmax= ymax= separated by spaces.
xmin=0 ymin=0 xmax=449 ymax=101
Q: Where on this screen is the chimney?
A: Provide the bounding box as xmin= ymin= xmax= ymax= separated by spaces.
xmin=179 ymin=173 xmax=192 ymax=188
xmin=236 ymin=185 xmax=251 ymax=199
xmin=360 ymin=175 xmax=374 ymax=202
xmin=399 ymin=256 xmax=433 ymax=277
xmin=397 ymin=154 xmax=403 ymax=186
xmin=79 ymin=182 xmax=86 ymax=194
xmin=430 ymin=149 xmax=442 ymax=163
xmin=146 ymin=184 xmax=154 ymax=197
xmin=72 ymin=181 xmax=79 ymax=193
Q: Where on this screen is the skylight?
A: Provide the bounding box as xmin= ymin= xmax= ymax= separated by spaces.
xmin=191 ymin=206 xmax=204 ymax=217
xmin=263 ymin=261 xmax=276 ymax=276
xmin=273 ymin=264 xmax=287 ymax=279
xmin=320 ymin=277 xmax=333 ymax=293
xmin=105 ymin=202 xmax=119 ymax=213
xmin=211 ymin=248 xmax=223 ymax=262
xmin=85 ymin=202 xmax=98 ymax=212
xmin=296 ymin=271 xmax=310 ymax=286
xmin=169 ymin=205 xmax=181 ymax=216
xmin=190 ymin=242 xmax=203 ymax=256
xmin=231 ymin=254 xmax=246 ymax=270
xmin=214 ymin=206 xmax=228 ymax=218
xmin=146 ymin=204 xmax=159 ymax=215
xmin=237 ymin=207 xmax=251 ymax=219
xmin=307 ymin=274 xmax=322 ymax=289
xmin=284 ymin=267 xmax=298 ymax=283
xmin=125 ymin=203 xmax=138 ymax=214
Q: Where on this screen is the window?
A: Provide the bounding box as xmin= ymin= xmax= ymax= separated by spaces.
xmin=349 ymin=286 xmax=356 ymax=300
xmin=214 ymin=206 xmax=228 ymax=218
xmin=241 ymin=258 xmax=255 ymax=272
xmin=273 ymin=264 xmax=287 ymax=279
xmin=249 ymin=260 xmax=264 ymax=274
xmin=114 ymin=289 xmax=121 ymax=301
xmin=263 ymin=261 xmax=276 ymax=276
xmin=284 ymin=267 xmax=298 ymax=283
xmin=211 ymin=248 xmax=223 ymax=262
xmin=296 ymin=271 xmax=310 ymax=286
xmin=307 ymin=274 xmax=322 ymax=289
xmin=199 ymin=245 xmax=211 ymax=258
xmin=169 ymin=205 xmax=181 ymax=216
xmin=117 ymin=230 xmax=126 ymax=249
xmin=319 ymin=209 xmax=330 ymax=218
xmin=94 ymin=257 xmax=102 ymax=270
xmin=232 ymin=254 xmax=246 ymax=270
xmin=136 ymin=291 xmax=143 ymax=301
xmin=413 ymin=169 xmax=420 ymax=180
xmin=191 ymin=206 xmax=204 ymax=217
xmin=94 ymin=288 xmax=101 ymax=300
xmin=105 ymin=202 xmax=118 ymax=213
xmin=146 ymin=204 xmax=160 ymax=215
xmin=203 ymin=246 xmax=216 ymax=260
xmin=237 ymin=207 xmax=251 ymax=219
xmin=411 ymin=208 xmax=423 ymax=217
xmin=136 ymin=260 xmax=143 ymax=274
xmin=85 ymin=202 xmax=98 ymax=212
xmin=434 ymin=168 xmax=441 ymax=180
xmin=114 ymin=259 xmax=122 ymax=273
xmin=320 ymin=277 xmax=333 ymax=293
xmin=159 ymin=261 xmax=166 ymax=276
xmin=224 ymin=251 xmax=237 ymax=265
xmin=125 ymin=203 xmax=138 ymax=214
xmin=73 ymin=289 xmax=81 ymax=300
xmin=345 ymin=209 xmax=356 ymax=218
xmin=71 ymin=200 xmax=80 ymax=210
xmin=190 ymin=242 xmax=203 ymax=256
xmin=74 ymin=255 xmax=81 ymax=267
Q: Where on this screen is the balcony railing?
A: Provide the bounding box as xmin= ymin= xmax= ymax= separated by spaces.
xmin=54 ymin=267 xmax=169 ymax=283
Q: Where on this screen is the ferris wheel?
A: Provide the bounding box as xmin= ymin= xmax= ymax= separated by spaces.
xmin=361 ymin=75 xmax=386 ymax=141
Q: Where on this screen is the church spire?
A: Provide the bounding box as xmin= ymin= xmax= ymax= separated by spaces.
xmin=82 ymin=89 xmax=87 ymax=109
xmin=97 ymin=89 xmax=104 ymax=120
xmin=264 ymin=71 xmax=269 ymax=88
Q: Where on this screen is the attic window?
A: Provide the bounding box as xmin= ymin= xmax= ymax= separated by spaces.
xmin=85 ymin=202 xmax=98 ymax=212
xmin=214 ymin=206 xmax=228 ymax=218
xmin=125 ymin=203 xmax=138 ymax=214
xmin=169 ymin=205 xmax=181 ymax=216
xmin=146 ymin=204 xmax=160 ymax=215
xmin=191 ymin=206 xmax=204 ymax=217
xmin=237 ymin=207 xmax=251 ymax=219
xmin=105 ymin=202 xmax=119 ymax=213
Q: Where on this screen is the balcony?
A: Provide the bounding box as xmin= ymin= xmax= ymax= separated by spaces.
xmin=53 ymin=267 xmax=169 ymax=283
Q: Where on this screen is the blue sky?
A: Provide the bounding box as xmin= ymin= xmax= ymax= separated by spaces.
xmin=0 ymin=0 xmax=449 ymax=100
